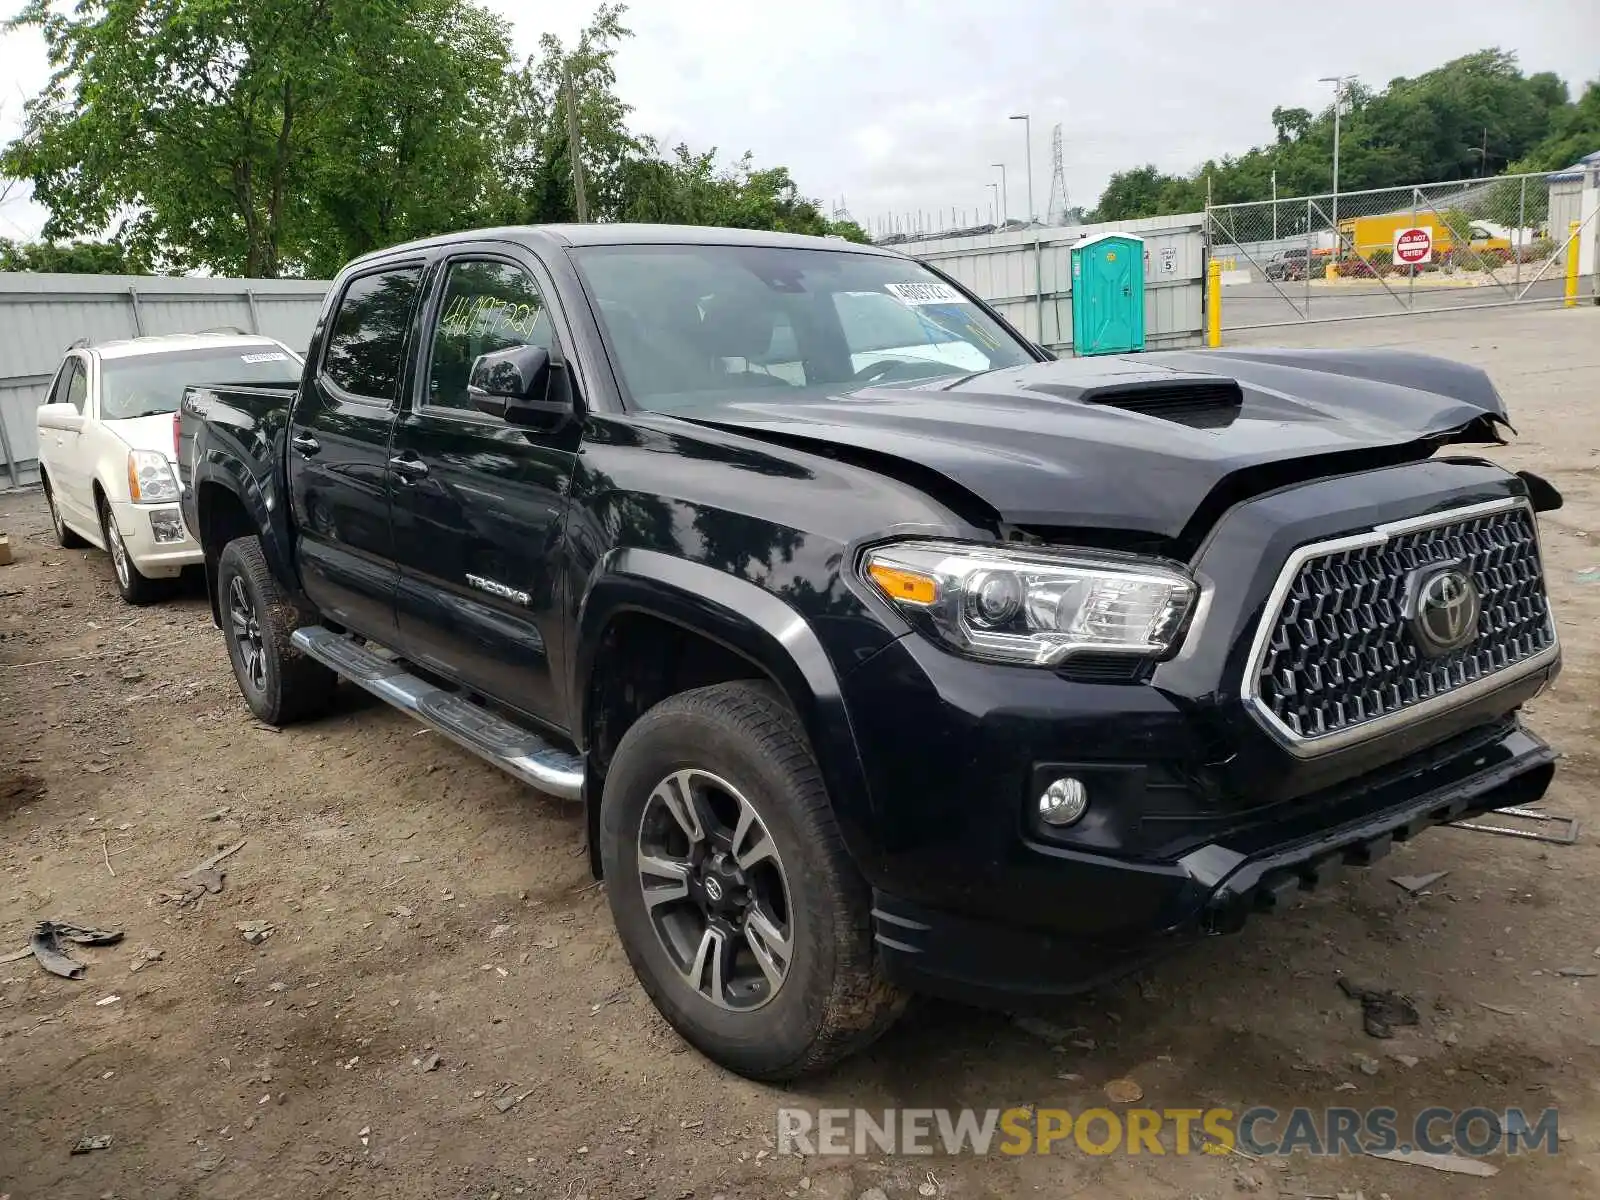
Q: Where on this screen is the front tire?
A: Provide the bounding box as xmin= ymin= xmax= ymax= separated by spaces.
xmin=43 ymin=476 xmax=87 ymax=548
xmin=600 ymin=681 xmax=904 ymax=1080
xmin=217 ymin=536 xmax=336 ymax=725
xmin=99 ymin=499 xmax=166 ymax=605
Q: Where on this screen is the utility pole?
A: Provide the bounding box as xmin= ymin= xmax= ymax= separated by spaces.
xmin=991 ymin=163 xmax=1008 ymax=227
xmin=1271 ymin=169 xmax=1278 ymax=241
xmin=563 ymin=62 xmax=589 ymax=223
xmin=1319 ymin=74 xmax=1355 ymax=250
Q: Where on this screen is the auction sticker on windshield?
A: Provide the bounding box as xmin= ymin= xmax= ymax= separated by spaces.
xmin=886 ymin=281 xmax=964 ymax=305
xmin=241 ymin=352 xmax=290 ymax=363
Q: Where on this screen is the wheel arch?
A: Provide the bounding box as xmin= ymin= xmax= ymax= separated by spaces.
xmin=191 ymin=470 xmax=300 ymax=625
xmin=574 ymin=549 xmax=873 ymax=880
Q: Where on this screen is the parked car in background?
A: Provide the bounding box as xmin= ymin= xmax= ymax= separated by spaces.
xmin=1263 ymin=247 xmax=1310 ymax=281
xmin=35 ymin=332 xmax=303 ymax=603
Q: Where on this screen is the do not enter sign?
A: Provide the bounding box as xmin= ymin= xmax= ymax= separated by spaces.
xmin=1394 ymin=226 xmax=1433 ymax=265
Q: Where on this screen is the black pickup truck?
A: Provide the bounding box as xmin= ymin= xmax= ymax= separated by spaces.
xmin=179 ymin=223 xmax=1561 ymax=1080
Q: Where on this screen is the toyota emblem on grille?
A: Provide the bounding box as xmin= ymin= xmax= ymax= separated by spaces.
xmin=1409 ymin=567 xmax=1481 ymax=657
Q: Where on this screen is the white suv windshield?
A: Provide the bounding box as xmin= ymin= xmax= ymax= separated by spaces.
xmin=99 ymin=347 xmax=301 ymax=420
xmin=572 ymin=243 xmax=1033 ymax=413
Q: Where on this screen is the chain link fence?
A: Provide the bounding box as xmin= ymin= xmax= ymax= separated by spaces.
xmin=1206 ymin=171 xmax=1598 ymax=330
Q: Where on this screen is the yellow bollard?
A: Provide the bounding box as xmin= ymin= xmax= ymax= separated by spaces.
xmin=1566 ymin=220 xmax=1581 ymax=308
xmin=1206 ymin=259 xmax=1222 ymax=348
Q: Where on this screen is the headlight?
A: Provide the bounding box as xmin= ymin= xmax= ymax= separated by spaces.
xmin=863 ymin=540 xmax=1196 ymax=666
xmin=127 ymin=449 xmax=180 ymax=503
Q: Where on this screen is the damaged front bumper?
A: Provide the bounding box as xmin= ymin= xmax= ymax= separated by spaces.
xmin=871 ymin=722 xmax=1556 ymax=1007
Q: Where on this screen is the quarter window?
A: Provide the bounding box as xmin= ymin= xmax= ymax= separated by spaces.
xmin=322 ymin=267 xmax=423 ymax=401
xmin=426 ymin=260 xmax=555 ymax=412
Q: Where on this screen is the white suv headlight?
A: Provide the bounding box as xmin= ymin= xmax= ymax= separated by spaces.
xmin=127 ymin=449 xmax=180 ymax=503
xmin=863 ymin=540 xmax=1196 ymax=666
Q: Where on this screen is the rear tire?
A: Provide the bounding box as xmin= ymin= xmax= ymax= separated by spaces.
xmin=43 ymin=476 xmax=87 ymax=548
xmin=99 ymin=499 xmax=168 ymax=605
xmin=600 ymin=680 xmax=904 ymax=1081
xmin=217 ymin=535 xmax=336 ymax=725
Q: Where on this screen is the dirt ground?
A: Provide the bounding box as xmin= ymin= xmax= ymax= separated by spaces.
xmin=2 ymin=304 xmax=1599 ymax=1200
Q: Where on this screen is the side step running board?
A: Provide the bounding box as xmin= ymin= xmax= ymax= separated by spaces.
xmin=290 ymin=626 xmax=584 ymax=801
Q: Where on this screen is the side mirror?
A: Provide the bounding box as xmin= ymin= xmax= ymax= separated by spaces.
xmin=467 ymin=344 xmax=567 ymax=425
xmin=37 ymin=402 xmax=85 ymax=433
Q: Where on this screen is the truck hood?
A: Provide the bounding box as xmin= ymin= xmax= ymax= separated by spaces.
xmin=675 ymin=348 xmax=1512 ymax=539
xmin=104 ymin=413 xmax=179 ymax=462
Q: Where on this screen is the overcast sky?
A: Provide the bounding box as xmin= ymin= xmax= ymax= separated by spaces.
xmin=2 ymin=0 xmax=1597 ymax=243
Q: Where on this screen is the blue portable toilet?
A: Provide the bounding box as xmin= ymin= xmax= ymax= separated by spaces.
xmin=1071 ymin=232 xmax=1146 ymax=355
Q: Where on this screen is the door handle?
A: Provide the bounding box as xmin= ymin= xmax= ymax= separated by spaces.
xmin=389 ymin=455 xmax=429 ymax=483
xmin=291 ymin=432 xmax=321 ymax=456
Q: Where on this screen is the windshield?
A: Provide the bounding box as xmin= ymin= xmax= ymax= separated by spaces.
xmin=99 ymin=346 xmax=302 ymax=420
xmin=571 ymin=243 xmax=1034 ymax=413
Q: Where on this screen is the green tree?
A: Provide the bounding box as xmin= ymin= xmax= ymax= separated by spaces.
xmin=1513 ymin=80 xmax=1600 ymax=171
xmin=0 ymin=237 xmax=150 ymax=273
xmin=1093 ymin=48 xmax=1580 ymax=219
xmin=4 ymin=0 xmax=514 ymax=277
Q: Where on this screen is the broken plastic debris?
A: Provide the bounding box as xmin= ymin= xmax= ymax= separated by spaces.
xmin=1390 ymin=870 xmax=1449 ymax=894
xmin=30 ymin=920 xmax=124 ymax=979
xmin=70 ymin=1133 xmax=113 ymax=1154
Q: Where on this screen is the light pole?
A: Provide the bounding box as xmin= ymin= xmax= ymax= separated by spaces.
xmin=1010 ymin=113 xmax=1040 ymax=340
xmin=1009 ymin=115 xmax=1034 ymax=226
xmin=1319 ymin=75 xmax=1355 ymax=253
xmin=1271 ymin=168 xmax=1278 ymax=241
xmin=986 ymin=182 xmax=999 ymax=228
xmin=991 ymin=163 xmax=1008 ymax=227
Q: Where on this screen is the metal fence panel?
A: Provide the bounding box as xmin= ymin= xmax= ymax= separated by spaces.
xmin=1206 ymin=170 xmax=1600 ymax=331
xmin=902 ymin=214 xmax=1206 ymax=351
xmin=0 ymin=274 xmax=329 ymax=490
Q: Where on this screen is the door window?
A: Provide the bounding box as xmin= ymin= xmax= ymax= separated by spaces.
xmin=51 ymin=359 xmax=87 ymax=411
xmin=321 ymin=266 xmax=424 ymax=402
xmin=65 ymin=361 xmax=88 ymax=412
xmin=425 ymin=260 xmax=555 ymax=412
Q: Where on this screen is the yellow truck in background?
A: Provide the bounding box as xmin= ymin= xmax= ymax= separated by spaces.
xmin=1337 ymin=213 xmax=1512 ymax=271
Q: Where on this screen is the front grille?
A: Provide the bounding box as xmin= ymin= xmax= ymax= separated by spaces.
xmin=1247 ymin=500 xmax=1555 ymax=749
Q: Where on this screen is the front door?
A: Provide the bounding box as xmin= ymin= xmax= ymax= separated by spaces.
xmin=287 ymin=262 xmax=424 ymax=641
xmin=388 ymin=250 xmax=581 ymax=732
xmin=49 ymin=357 xmax=94 ymax=523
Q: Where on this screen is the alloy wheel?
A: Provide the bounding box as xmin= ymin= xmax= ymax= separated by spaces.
xmin=228 ymin=575 xmax=268 ymax=692
xmin=636 ymin=768 xmax=794 ymax=1011
xmin=105 ymin=510 xmax=131 ymax=589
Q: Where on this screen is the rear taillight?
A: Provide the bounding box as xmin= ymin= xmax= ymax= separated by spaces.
xmin=172 ymin=411 xmax=182 ymax=462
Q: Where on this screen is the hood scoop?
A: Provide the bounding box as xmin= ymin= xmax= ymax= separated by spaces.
xmin=1026 ymin=373 xmax=1245 ymax=429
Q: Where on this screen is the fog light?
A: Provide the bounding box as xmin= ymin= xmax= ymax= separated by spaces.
xmin=149 ymin=507 xmax=185 ymax=544
xmin=1038 ymin=776 xmax=1089 ymax=826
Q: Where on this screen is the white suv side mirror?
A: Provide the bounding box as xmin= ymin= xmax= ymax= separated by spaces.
xmin=37 ymin=402 xmax=85 ymax=433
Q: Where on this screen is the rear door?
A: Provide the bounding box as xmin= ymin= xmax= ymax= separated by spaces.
xmin=288 ymin=261 xmax=424 ymax=641
xmin=388 ymin=246 xmax=582 ymax=731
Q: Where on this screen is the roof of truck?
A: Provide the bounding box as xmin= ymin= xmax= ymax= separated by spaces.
xmin=345 ymin=223 xmax=899 ymax=268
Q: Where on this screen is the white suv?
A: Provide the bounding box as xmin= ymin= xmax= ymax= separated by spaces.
xmin=36 ymin=333 xmax=303 ymax=603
